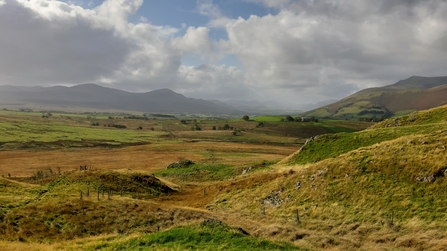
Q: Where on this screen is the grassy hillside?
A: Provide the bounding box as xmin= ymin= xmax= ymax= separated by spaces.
xmin=0 ymin=171 xmax=188 ymax=242
xmin=81 ymin=220 xmax=306 ymax=251
xmin=209 ymin=104 xmax=447 ymax=250
xmin=288 ymin=104 xmax=447 ymax=165
xmin=303 ymin=76 xmax=447 ymax=120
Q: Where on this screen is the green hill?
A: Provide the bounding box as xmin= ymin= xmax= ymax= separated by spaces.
xmin=212 ymin=104 xmax=447 ymax=250
xmin=304 ymin=76 xmax=447 ymax=120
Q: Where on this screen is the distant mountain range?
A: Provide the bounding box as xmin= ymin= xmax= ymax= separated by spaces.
xmin=303 ymin=76 xmax=447 ymax=119
xmin=2 ymin=76 xmax=446 ymax=117
xmin=0 ymin=84 xmax=242 ymax=115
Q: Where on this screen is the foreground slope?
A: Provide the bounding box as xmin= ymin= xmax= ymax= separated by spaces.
xmin=212 ymin=105 xmax=447 ymax=250
xmin=304 ymin=76 xmax=447 ymax=119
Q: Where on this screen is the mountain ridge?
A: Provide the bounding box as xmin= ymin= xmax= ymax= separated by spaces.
xmin=0 ymin=84 xmax=242 ymax=115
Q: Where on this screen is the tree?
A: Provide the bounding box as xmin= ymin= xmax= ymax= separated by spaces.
xmin=285 ymin=115 xmax=294 ymax=122
xmin=191 ymin=124 xmax=201 ymax=131
xmin=223 ymin=124 xmax=230 ymax=130
xmin=242 ymin=115 xmax=250 ymax=121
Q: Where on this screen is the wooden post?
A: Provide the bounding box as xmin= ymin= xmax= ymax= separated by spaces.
xmin=391 ymin=211 xmax=394 ymax=225
xmin=296 ymin=209 xmax=300 ymax=224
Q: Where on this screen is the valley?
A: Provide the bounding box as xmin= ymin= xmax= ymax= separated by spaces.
xmin=0 ymin=106 xmax=446 ymax=250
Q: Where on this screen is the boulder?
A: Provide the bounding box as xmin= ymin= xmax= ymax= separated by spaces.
xmin=166 ymin=159 xmax=194 ymax=169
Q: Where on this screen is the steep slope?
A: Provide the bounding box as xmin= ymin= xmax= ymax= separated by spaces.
xmin=0 ymin=84 xmax=242 ymax=115
xmin=210 ymin=105 xmax=447 ymax=250
xmin=304 ymin=76 xmax=447 ymax=119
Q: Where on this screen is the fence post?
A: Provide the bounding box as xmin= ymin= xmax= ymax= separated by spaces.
xmin=391 ymin=211 xmax=394 ymax=226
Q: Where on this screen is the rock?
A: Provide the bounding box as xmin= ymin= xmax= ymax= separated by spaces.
xmin=166 ymin=159 xmax=194 ymax=169
xmin=416 ymin=174 xmax=436 ymax=183
xmin=263 ymin=190 xmax=284 ymax=207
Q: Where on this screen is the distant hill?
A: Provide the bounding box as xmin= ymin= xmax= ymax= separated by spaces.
xmin=303 ymin=76 xmax=447 ymax=119
xmin=0 ymin=84 xmax=242 ymax=115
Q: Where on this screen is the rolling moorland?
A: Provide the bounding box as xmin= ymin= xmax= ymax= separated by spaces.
xmin=0 ymin=109 xmax=370 ymax=250
xmin=0 ymin=104 xmax=447 ymax=250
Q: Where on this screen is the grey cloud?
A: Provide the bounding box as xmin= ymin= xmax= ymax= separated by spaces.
xmin=0 ymin=0 xmax=131 ymax=85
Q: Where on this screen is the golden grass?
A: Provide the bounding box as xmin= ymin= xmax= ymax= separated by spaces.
xmin=0 ymin=142 xmax=296 ymax=177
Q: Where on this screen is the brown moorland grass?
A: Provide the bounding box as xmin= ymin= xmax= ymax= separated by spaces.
xmin=0 ymin=142 xmax=297 ymax=178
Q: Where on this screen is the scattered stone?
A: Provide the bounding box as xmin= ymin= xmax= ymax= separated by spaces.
xmin=416 ymin=174 xmax=436 ymax=183
xmin=263 ymin=190 xmax=284 ymax=207
xmin=295 ymin=181 xmax=301 ymax=190
xmin=317 ymin=170 xmax=324 ymax=176
xmin=242 ymin=166 xmax=253 ymax=175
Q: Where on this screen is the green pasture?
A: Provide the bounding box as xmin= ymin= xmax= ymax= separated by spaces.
xmin=250 ymin=116 xmax=285 ymax=122
xmin=155 ymin=163 xmax=236 ymax=181
xmin=0 ymin=121 xmax=165 ymax=144
xmin=86 ymin=221 xmax=306 ymax=251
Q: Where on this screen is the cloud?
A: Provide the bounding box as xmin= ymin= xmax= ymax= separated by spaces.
xmin=176 ymin=64 xmax=251 ymax=100
xmin=1 ymin=0 xmax=447 ymax=106
xmin=219 ymin=0 xmax=447 ymax=102
xmin=0 ymin=0 xmax=246 ymax=103
xmin=0 ymin=0 xmax=131 ymax=85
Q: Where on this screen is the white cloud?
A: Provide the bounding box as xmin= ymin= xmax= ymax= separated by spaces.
xmin=0 ymin=0 xmax=249 ymax=103
xmin=219 ymin=0 xmax=447 ymax=102
xmin=1 ymin=0 xmax=447 ymax=106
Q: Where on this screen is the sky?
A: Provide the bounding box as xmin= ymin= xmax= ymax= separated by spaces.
xmin=1 ymin=0 xmax=447 ymax=106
